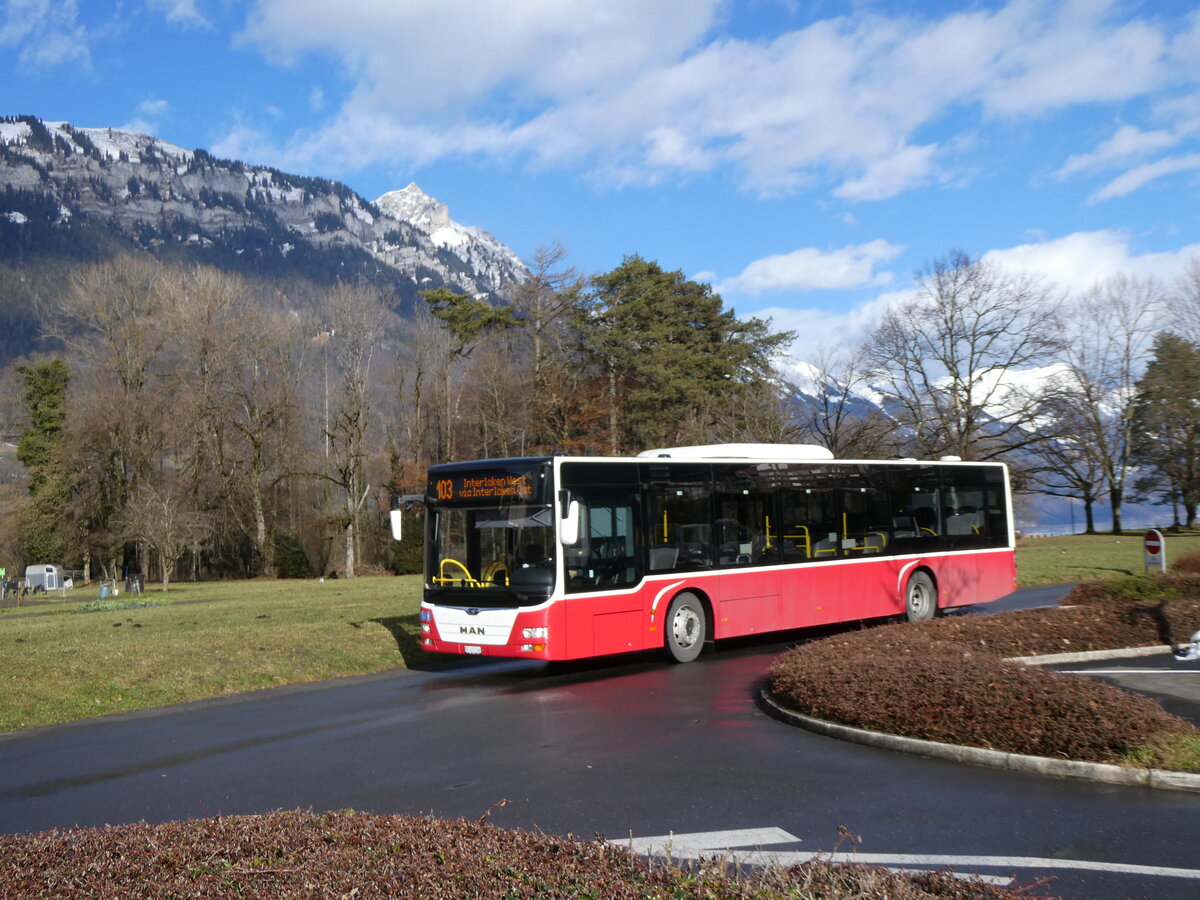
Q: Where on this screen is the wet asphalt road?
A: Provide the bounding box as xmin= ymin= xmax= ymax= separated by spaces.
xmin=1 ymin=586 xmax=1198 ymax=900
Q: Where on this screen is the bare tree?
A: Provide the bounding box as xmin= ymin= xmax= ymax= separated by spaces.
xmin=505 ymin=242 xmax=587 ymax=451
xmin=169 ymin=267 xmax=307 ymax=575
xmin=46 ymin=256 xmax=179 ymax=575
xmin=461 ymin=334 xmax=530 ymax=458
xmin=1026 ymin=392 xmax=1108 ymax=533
xmin=790 ymin=346 xmax=895 ymax=458
xmin=1170 ymin=257 xmax=1200 ymax=341
xmin=319 ymin=283 xmax=384 ymax=578
xmin=119 ymin=483 xmax=211 ymax=591
xmin=389 ymin=306 xmax=452 ymax=487
xmin=863 ymin=251 xmax=1063 ymax=461
xmin=1036 ymin=275 xmax=1163 ymax=533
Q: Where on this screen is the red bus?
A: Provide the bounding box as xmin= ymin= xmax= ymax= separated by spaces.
xmin=396 ymin=443 xmax=1016 ymax=663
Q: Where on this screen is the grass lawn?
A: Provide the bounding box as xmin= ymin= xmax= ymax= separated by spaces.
xmin=0 ymin=576 xmax=424 ymax=732
xmin=1015 ymin=529 xmax=1200 ymax=586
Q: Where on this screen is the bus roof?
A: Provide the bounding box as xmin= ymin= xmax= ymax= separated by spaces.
xmin=636 ymin=443 xmax=834 ymax=460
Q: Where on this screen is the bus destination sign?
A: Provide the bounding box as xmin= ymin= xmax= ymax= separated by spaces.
xmin=430 ymin=469 xmax=539 ymax=503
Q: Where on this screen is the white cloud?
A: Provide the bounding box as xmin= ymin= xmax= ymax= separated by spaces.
xmin=983 ymin=230 xmax=1200 ymax=288
xmin=1054 ymin=124 xmax=1178 ymax=178
xmin=224 ymin=1 xmax=1195 ymax=203
xmin=716 ymin=239 xmax=904 ymax=296
xmin=834 ymin=144 xmax=939 ymax=201
xmin=756 ymin=288 xmax=913 ymax=362
xmin=1088 ymin=154 xmax=1200 ymax=203
xmin=0 ymin=0 xmax=90 ymax=68
xmin=120 ymin=98 xmax=170 ymax=136
xmin=981 ymin=0 xmax=1166 ymax=116
xmin=147 ymin=0 xmax=210 ymax=29
xmin=138 ymin=98 xmax=169 ymax=117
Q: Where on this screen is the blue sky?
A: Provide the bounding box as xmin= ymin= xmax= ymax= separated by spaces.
xmin=4 ymin=0 xmax=1200 ymax=357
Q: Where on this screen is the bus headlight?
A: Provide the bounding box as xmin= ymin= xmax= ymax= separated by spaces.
xmin=522 ymin=627 xmax=548 ymax=640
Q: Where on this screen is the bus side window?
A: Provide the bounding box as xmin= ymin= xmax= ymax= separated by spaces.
xmin=778 ymin=464 xmax=838 ymax=561
xmin=840 ymin=467 xmax=890 ymax=555
xmin=643 ymin=463 xmax=713 ymax=571
xmin=888 ymin=464 xmax=948 ymax=552
xmin=566 ymin=493 xmax=639 ymax=592
xmin=715 ymin=466 xmax=778 ymax=567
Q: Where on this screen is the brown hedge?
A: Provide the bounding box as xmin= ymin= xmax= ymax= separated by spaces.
xmin=910 ymin=577 xmax=1200 ymax=658
xmin=767 ymin=576 xmax=1200 ymax=765
xmin=0 ymin=810 xmax=1047 ymax=900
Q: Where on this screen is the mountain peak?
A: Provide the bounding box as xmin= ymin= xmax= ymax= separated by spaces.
xmin=376 ymin=183 xmax=450 ymax=231
xmin=375 ymin=181 xmax=525 ymax=275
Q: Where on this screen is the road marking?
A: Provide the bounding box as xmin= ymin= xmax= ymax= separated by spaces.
xmin=623 ymin=827 xmax=798 ymax=857
xmin=769 ymin=852 xmax=1200 ymax=881
xmin=1061 ymin=668 xmax=1199 ymax=675
xmin=618 ymin=829 xmax=1200 ymax=881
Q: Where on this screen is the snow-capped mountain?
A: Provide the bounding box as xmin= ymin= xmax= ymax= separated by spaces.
xmin=375 ymin=183 xmax=525 ymax=290
xmin=0 ymin=116 xmax=527 ymax=302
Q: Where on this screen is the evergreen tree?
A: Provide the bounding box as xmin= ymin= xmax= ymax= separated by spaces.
xmin=15 ymin=359 xmax=75 ymax=562
xmin=421 ymin=287 xmax=521 ymax=356
xmin=1131 ymin=332 xmax=1200 ymax=527
xmin=580 ymin=256 xmax=792 ymax=453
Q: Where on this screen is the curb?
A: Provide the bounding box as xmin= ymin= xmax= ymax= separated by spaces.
xmin=1005 ymin=645 xmax=1175 ymax=666
xmin=759 ymin=645 xmax=1200 ymax=794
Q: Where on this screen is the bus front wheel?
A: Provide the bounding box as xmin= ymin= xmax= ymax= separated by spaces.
xmin=905 ymin=571 xmax=937 ymax=622
xmin=665 ymin=592 xmax=707 ymax=663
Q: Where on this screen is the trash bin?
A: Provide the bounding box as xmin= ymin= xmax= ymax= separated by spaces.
xmin=99 ymin=584 xmax=110 ymax=599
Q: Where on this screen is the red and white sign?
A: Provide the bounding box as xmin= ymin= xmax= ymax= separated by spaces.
xmin=1144 ymin=529 xmax=1166 ymax=573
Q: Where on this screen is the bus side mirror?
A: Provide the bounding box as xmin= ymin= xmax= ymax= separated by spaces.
xmin=389 ymin=509 xmax=403 ymax=541
xmin=561 ymin=500 xmax=581 ymax=546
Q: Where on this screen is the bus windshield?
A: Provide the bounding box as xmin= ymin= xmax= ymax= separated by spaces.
xmin=425 ymin=461 xmax=555 ymax=606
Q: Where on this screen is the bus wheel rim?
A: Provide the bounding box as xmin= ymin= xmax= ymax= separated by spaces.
xmin=673 ymin=607 xmax=700 ymax=647
xmin=910 ymin=581 xmax=930 ymax=616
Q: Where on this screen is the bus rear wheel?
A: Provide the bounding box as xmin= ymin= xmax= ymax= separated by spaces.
xmin=905 ymin=571 xmax=937 ymax=622
xmin=665 ymin=592 xmax=706 ymax=663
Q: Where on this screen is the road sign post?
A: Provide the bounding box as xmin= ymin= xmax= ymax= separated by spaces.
xmin=1144 ymin=528 xmax=1166 ymax=574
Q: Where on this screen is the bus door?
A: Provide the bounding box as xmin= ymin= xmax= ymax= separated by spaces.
xmin=776 ymin=465 xmax=842 ymax=627
xmin=713 ymin=466 xmax=781 ymax=636
xmin=560 ymin=464 xmax=643 ymax=657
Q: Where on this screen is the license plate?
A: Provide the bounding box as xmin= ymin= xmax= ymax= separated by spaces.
xmin=463 ymin=645 xmax=482 ymax=655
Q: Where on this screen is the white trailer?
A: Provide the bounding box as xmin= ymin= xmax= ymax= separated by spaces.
xmin=25 ymin=564 xmax=72 ymax=591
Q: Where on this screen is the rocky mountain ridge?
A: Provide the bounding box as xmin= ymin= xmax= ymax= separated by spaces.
xmin=0 ymin=115 xmax=527 ymax=302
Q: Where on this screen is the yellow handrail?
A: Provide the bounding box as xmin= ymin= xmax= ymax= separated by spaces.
xmin=482 ymin=561 xmax=509 ymax=585
xmin=783 ymin=524 xmax=811 ymax=558
xmin=433 ymin=557 xmax=480 ymax=587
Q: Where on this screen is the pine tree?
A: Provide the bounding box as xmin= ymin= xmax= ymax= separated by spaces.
xmin=580 ymin=256 xmax=792 ymax=453
xmin=1131 ymin=332 xmax=1200 ymax=527
xmin=15 ymin=359 xmax=75 ymax=562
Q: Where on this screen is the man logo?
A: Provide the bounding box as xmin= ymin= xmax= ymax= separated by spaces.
xmin=459 ymin=626 xmax=485 ymax=636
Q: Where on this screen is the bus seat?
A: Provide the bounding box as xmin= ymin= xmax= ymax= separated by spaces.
xmin=860 ymin=532 xmax=885 ymax=553
xmin=947 ymin=512 xmax=982 ymax=535
xmin=813 ymin=537 xmax=838 ymax=557
xmin=649 ymin=546 xmax=679 ymax=571
xmin=913 ymin=507 xmax=938 ymax=534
